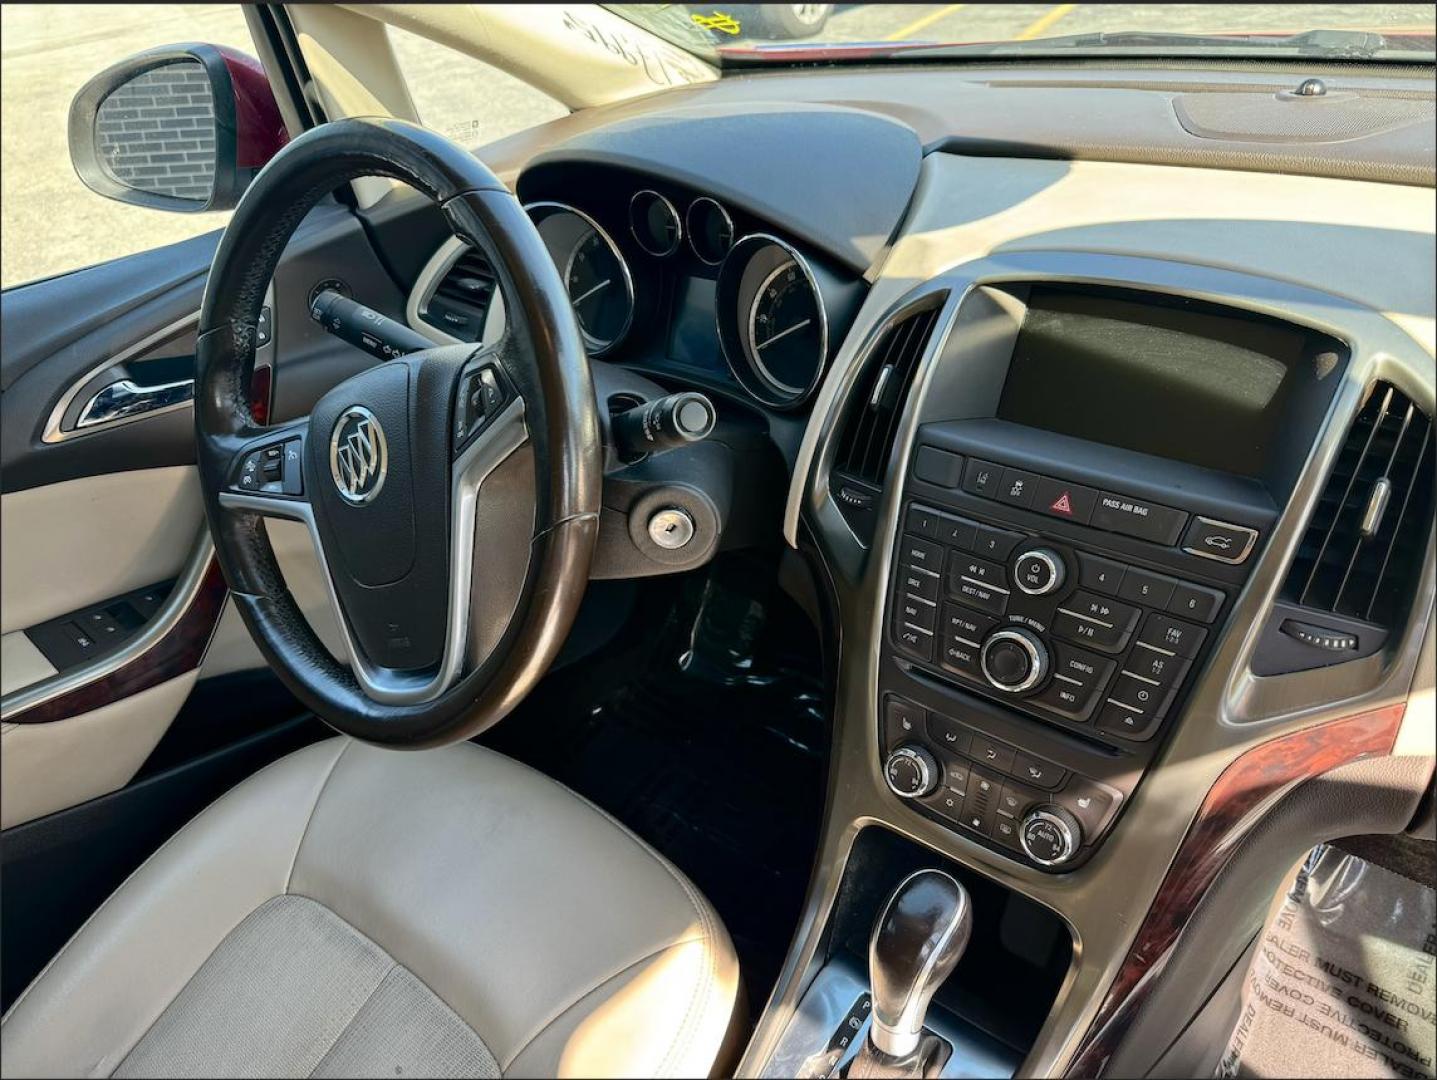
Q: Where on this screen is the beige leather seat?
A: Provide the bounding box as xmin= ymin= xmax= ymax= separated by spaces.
xmin=0 ymin=739 xmax=739 ymax=1079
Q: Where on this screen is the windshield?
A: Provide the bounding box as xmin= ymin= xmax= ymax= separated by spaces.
xmin=604 ymin=4 xmax=1436 ymax=65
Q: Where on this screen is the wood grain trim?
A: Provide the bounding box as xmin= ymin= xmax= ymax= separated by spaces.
xmin=2 ymin=559 xmax=227 ymax=725
xmin=1065 ymin=702 xmax=1407 ymax=1078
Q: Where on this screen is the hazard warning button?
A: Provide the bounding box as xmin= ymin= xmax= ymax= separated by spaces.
xmin=1034 ymin=476 xmax=1098 ymax=525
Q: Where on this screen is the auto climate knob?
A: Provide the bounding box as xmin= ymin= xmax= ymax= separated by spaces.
xmin=884 ymin=745 xmax=939 ymax=799
xmin=980 ymin=627 xmax=1049 ymax=693
xmin=1020 ymin=805 xmax=1083 ymax=867
xmin=1014 ymin=547 xmax=1066 ymax=596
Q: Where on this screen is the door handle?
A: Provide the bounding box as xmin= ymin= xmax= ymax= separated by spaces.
xmin=75 ymin=377 xmax=194 ymax=430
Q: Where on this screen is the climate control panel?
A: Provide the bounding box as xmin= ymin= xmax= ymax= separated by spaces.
xmin=881 ymin=695 xmax=1122 ymax=870
xmin=891 ymin=501 xmax=1226 ymax=745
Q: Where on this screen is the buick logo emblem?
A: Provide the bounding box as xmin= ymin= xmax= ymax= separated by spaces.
xmin=329 ymin=407 xmax=387 ymax=504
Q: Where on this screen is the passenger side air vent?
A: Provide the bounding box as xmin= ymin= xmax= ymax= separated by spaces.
xmin=830 ymin=302 xmax=942 ymax=540
xmin=1283 ymin=382 xmax=1434 ymax=628
xmin=423 ymin=245 xmax=497 ymax=343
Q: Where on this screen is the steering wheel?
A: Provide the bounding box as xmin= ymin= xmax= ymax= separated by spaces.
xmin=194 ymin=118 xmax=601 ymax=748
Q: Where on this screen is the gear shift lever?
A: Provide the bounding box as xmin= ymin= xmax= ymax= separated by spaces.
xmin=851 ymin=869 xmax=971 ymax=1076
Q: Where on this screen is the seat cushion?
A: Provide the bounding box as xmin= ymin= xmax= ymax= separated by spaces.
xmin=0 ymin=739 xmax=739 ymax=1079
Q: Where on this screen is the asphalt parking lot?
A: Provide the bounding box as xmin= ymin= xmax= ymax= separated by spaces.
xmin=2 ymin=4 xmax=1431 ymax=288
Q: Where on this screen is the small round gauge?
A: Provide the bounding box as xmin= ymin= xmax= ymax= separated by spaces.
xmin=715 ymin=234 xmax=829 ymax=408
xmin=748 ymin=261 xmax=824 ymax=396
xmin=525 ymin=201 xmax=635 ymax=356
xmin=629 ymin=189 xmax=681 ymax=257
xmin=686 ymin=197 xmax=734 ymax=265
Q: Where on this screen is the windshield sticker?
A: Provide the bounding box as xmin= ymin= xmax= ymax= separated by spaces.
xmin=690 ymin=11 xmax=742 ymax=36
xmin=560 ymin=9 xmax=712 ymax=87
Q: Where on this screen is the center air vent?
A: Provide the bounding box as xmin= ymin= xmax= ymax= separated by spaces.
xmin=830 ymin=301 xmax=943 ymax=539
xmin=1282 ymin=381 xmax=1434 ymax=629
xmin=423 ymin=245 xmax=497 ymax=343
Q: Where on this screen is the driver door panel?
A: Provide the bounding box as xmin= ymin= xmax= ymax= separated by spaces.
xmin=0 ymin=204 xmax=390 ymax=826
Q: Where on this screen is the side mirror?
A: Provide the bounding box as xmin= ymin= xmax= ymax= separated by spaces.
xmin=68 ymin=43 xmax=287 ymax=214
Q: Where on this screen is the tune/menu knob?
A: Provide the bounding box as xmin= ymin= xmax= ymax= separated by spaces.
xmin=1019 ymin=805 xmax=1082 ymax=866
xmin=1014 ymin=547 xmax=1066 ymax=596
xmin=884 ymin=745 xmax=939 ymax=799
xmin=980 ymin=628 xmax=1049 ymax=694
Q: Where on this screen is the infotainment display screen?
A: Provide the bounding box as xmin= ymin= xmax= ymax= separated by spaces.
xmin=998 ymin=287 xmax=1308 ymax=479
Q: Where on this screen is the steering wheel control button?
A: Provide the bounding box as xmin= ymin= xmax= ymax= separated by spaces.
xmin=1137 ymin=613 xmax=1207 ymax=658
xmin=1182 ymin=516 xmax=1259 ymax=564
xmin=1033 ymin=476 xmax=1097 ymax=525
xmin=647 ymin=508 xmax=695 ymax=550
xmin=233 ymin=437 xmax=304 ymax=496
xmin=980 ymin=628 xmax=1048 ymax=694
xmin=1020 ymin=807 xmax=1081 ymax=867
xmin=454 ymin=365 xmax=508 ymax=450
xmin=885 ymin=745 xmax=939 ymax=799
xmin=1076 ymin=552 xmax=1127 ymax=595
xmin=1014 ymin=547 xmax=1065 ymax=596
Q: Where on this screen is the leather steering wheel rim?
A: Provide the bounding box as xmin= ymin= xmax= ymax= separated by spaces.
xmin=194 ymin=117 xmax=600 ymax=748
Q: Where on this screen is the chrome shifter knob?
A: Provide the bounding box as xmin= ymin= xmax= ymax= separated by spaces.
xmin=867 ymin=869 xmax=973 ymax=1058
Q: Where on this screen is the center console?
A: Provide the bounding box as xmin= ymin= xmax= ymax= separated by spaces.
xmin=872 ymin=284 xmax=1346 ymax=871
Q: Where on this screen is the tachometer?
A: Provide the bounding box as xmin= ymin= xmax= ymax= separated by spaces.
xmin=748 ymin=261 xmax=824 ymax=397
xmin=716 ymin=234 xmax=828 ymax=408
xmin=525 ymin=201 xmax=635 ymax=356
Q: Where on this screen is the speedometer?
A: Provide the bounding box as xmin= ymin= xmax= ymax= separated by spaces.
xmin=748 ymin=261 xmax=824 ymax=397
xmin=524 ymin=201 xmax=635 ymax=356
xmin=716 ymin=234 xmax=829 ymax=408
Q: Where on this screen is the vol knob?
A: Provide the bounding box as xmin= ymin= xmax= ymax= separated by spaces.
xmin=884 ymin=745 xmax=938 ymax=799
xmin=1020 ymin=805 xmax=1082 ymax=866
xmin=980 ymin=627 xmax=1049 ymax=694
xmin=1014 ymin=547 xmax=1066 ymax=596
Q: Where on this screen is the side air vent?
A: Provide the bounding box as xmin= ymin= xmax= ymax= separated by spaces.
xmin=1283 ymin=382 xmax=1435 ymax=628
xmin=423 ymin=245 xmax=497 ymax=343
xmin=830 ymin=302 xmax=943 ymax=539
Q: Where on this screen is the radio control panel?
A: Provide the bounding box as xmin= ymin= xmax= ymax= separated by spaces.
xmin=892 ymin=497 xmax=1226 ymax=745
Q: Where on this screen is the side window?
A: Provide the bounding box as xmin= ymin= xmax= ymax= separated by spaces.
xmin=0 ymin=4 xmax=256 ymax=288
xmin=383 ymin=25 xmax=569 ymax=149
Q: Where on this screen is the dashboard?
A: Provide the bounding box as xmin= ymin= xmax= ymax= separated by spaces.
xmin=407 ymin=162 xmax=866 ymax=416
xmin=350 ymin=67 xmax=1433 ymax=1080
